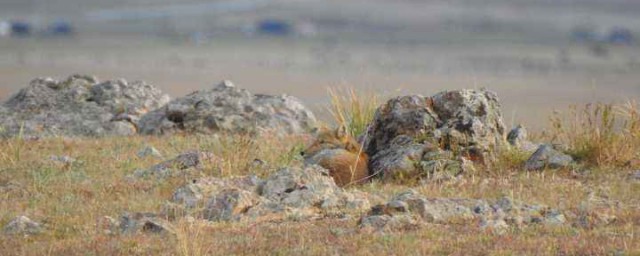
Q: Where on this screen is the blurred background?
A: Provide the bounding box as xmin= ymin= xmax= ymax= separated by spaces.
xmin=0 ymin=0 xmax=638 ymax=129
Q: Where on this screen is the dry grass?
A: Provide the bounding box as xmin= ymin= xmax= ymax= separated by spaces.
xmin=327 ymin=87 xmax=380 ymax=138
xmin=0 ymin=98 xmax=639 ymax=255
xmin=544 ymin=101 xmax=640 ymax=168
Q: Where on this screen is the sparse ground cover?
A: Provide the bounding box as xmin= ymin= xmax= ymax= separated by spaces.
xmin=0 ymin=94 xmax=638 ymax=255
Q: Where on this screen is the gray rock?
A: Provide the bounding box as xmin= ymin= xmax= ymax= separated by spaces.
xmin=430 ymin=89 xmax=506 ymax=160
xmin=50 ymin=155 xmax=77 ymax=165
xmin=3 ymin=216 xmax=43 ymax=235
xmin=138 ymin=80 xmax=316 ymax=135
xmin=632 ymin=170 xmax=640 ymax=181
xmin=0 ymin=75 xmax=170 ymax=138
xmin=204 ymin=188 xmax=261 ymax=221
xmin=137 ymin=146 xmax=163 ymax=159
xmin=507 ymin=125 xmax=540 ymax=153
xmin=358 ymin=190 xmax=565 ymax=231
xmin=169 ymin=165 xmax=370 ymax=222
xmin=524 ymin=144 xmax=574 ymax=171
xmin=368 ymin=137 xmax=425 ymax=180
xmin=172 ymin=175 xmax=262 ymax=209
xmin=364 ymin=89 xmax=506 ymax=181
xmin=118 ymin=212 xmax=175 ymax=235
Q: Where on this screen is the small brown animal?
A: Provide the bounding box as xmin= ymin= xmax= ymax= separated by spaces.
xmin=302 ymin=126 xmax=369 ymax=187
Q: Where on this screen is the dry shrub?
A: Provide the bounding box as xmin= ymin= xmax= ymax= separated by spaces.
xmin=544 ymin=100 xmax=639 ymax=167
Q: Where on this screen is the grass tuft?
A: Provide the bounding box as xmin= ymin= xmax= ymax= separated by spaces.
xmin=327 ymin=87 xmax=380 ymax=137
xmin=544 ymin=101 xmax=640 ymax=168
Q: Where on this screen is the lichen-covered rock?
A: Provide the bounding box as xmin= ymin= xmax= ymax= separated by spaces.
xmin=507 ymin=125 xmax=540 ymax=153
xmin=0 ymin=75 xmax=170 ymax=138
xmin=524 ymin=144 xmax=574 ymax=171
xmin=138 ymin=80 xmax=316 ymax=136
xmin=172 ymin=175 xmax=262 ymax=209
xmin=3 ymin=216 xmax=43 ymax=235
xmin=167 ymin=165 xmax=371 ymax=222
xmin=358 ymin=190 xmax=566 ymax=232
xmin=430 ymin=89 xmax=506 ymax=158
xmin=204 ymin=188 xmax=262 ymax=221
xmin=364 ymin=89 xmax=506 ymax=181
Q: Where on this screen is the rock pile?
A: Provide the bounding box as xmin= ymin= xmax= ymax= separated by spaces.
xmin=138 ymin=80 xmax=317 ymax=136
xmin=0 ymin=75 xmax=170 ymax=137
xmin=0 ymin=76 xmax=317 ymax=138
xmin=359 ymin=190 xmax=566 ymax=234
xmin=162 ymin=165 xmax=371 ymax=222
xmin=365 ymin=89 xmax=505 ymax=181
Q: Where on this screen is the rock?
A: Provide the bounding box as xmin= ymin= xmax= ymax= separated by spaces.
xmin=368 ymin=135 xmax=472 ymax=182
xmin=89 ymin=79 xmax=170 ymax=116
xmin=524 ymin=144 xmax=574 ymax=171
xmin=430 ymin=89 xmax=506 ymax=160
xmin=259 ymin=165 xmax=343 ymax=209
xmin=368 ymin=136 xmax=426 ymax=180
xmin=169 ymin=165 xmax=370 ymax=222
xmin=364 ymin=89 xmax=506 ymax=181
xmin=172 ymin=175 xmax=262 ymax=210
xmin=134 ymin=151 xmax=219 ymax=179
xmin=137 ymin=146 xmax=163 ymax=159
xmin=480 ymin=218 xmax=510 ymax=235
xmin=0 ymin=75 xmax=170 ymax=138
xmin=358 ymin=191 xmax=566 ymax=231
xmin=204 ymin=188 xmax=262 ymax=221
xmin=118 ymin=212 xmax=175 ymax=235
xmin=507 ymin=125 xmax=540 ymax=153
xmin=50 ymin=155 xmax=77 ymax=165
xmin=3 ymin=216 xmax=43 ymax=235
xmin=138 ymin=80 xmax=316 ymax=135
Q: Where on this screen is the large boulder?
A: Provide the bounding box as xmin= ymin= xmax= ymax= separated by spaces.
xmin=364 ymin=89 xmax=505 ymax=180
xmin=0 ymin=75 xmax=170 ymax=138
xmin=138 ymin=80 xmax=316 ymax=135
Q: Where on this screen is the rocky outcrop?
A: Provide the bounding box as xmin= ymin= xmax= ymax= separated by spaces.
xmin=138 ymin=80 xmax=316 ymax=136
xmin=364 ymin=89 xmax=505 ymax=180
xmin=358 ymin=190 xmax=566 ymax=234
xmin=163 ymin=165 xmax=371 ymax=222
xmin=0 ymin=75 xmax=170 ymax=138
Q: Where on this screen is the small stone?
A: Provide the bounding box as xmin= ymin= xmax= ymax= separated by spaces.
xmin=524 ymin=144 xmax=574 ymax=171
xmin=480 ymin=218 xmax=509 ymax=235
xmin=3 ymin=216 xmax=43 ymax=235
xmin=50 ymin=155 xmax=77 ymax=165
xmin=119 ymin=212 xmax=175 ymax=235
xmin=137 ymin=146 xmax=163 ymax=159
